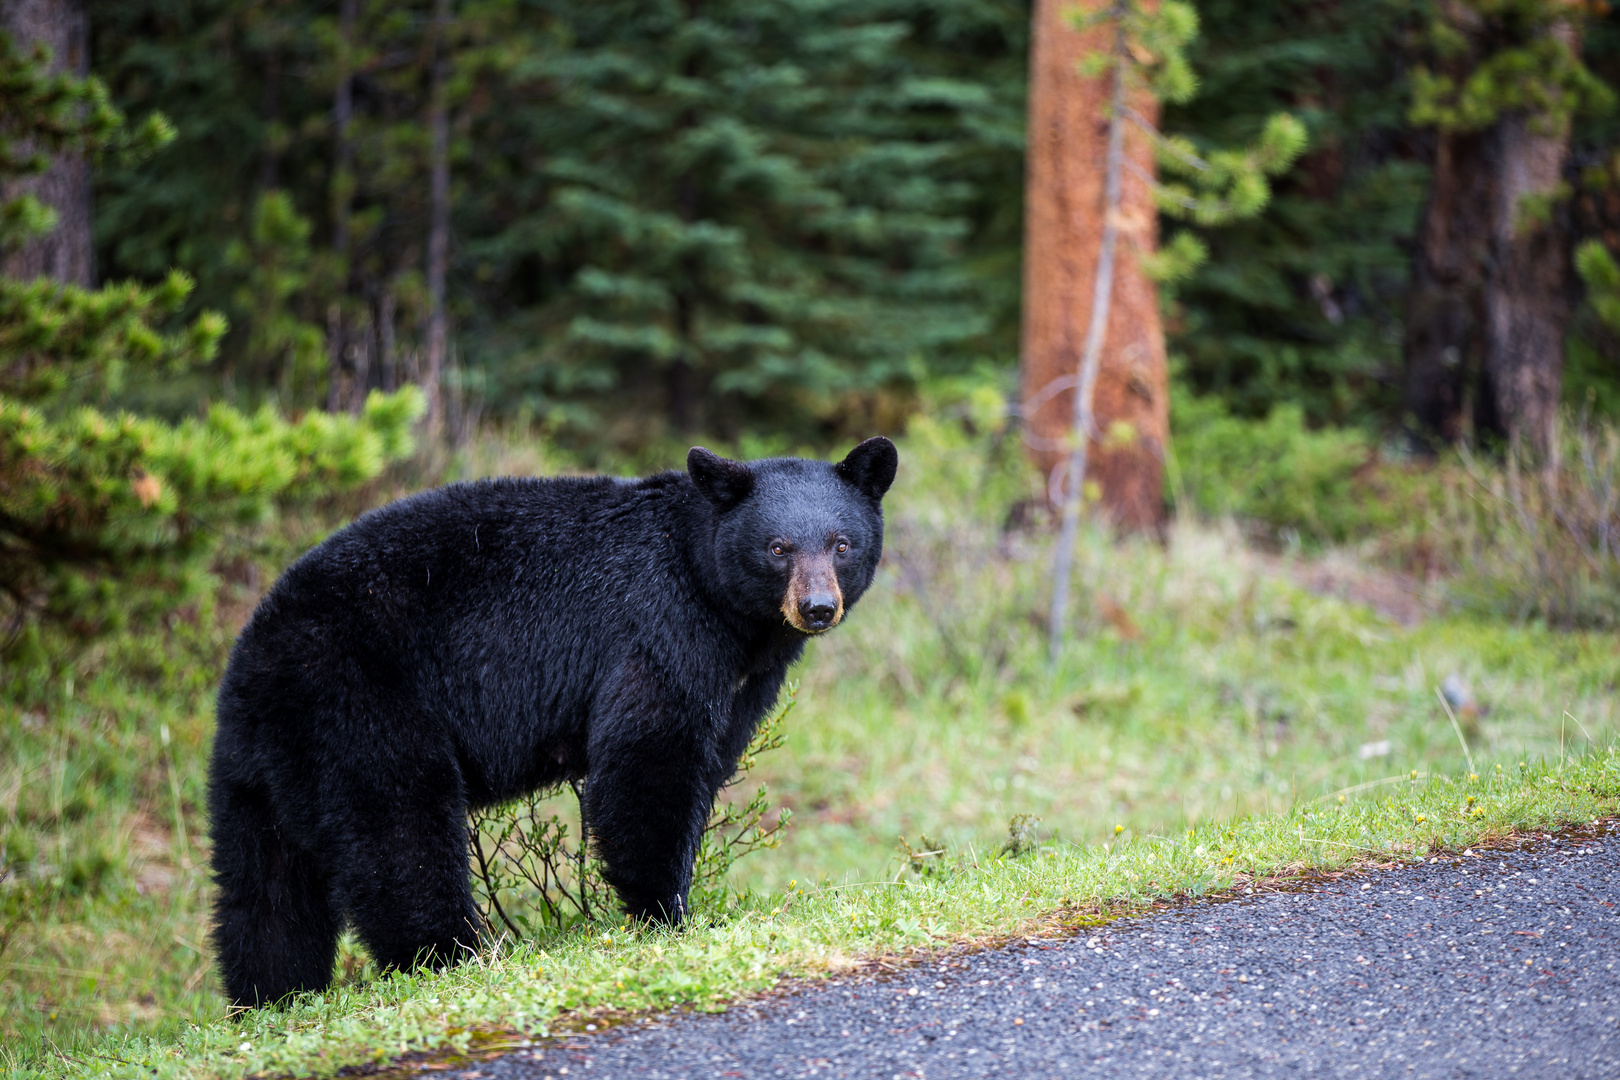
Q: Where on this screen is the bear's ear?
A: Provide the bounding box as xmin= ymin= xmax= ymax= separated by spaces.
xmin=834 ymin=436 xmax=898 ymax=501
xmin=687 ymin=447 xmax=755 ymax=510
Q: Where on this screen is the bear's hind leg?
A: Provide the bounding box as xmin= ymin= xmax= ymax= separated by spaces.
xmin=210 ymin=779 xmax=340 ymax=1008
xmin=328 ymin=756 xmax=483 ymax=974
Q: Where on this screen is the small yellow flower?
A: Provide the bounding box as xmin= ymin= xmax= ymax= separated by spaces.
xmin=1415 ymin=815 xmax=1426 ymax=823
xmin=1410 ymin=770 xmax=1418 ymax=780
xmin=1115 ymin=824 xmax=1125 ymax=835
xmin=1466 ymin=795 xmax=1476 ymax=805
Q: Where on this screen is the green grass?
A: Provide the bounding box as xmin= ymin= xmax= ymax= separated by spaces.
xmin=4 ymin=417 xmax=1619 ymax=1078
xmin=19 ymin=757 xmax=1620 ymax=1080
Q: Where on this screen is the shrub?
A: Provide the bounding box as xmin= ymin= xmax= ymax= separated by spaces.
xmin=1170 ymin=389 xmax=1399 ymax=543
xmin=0 ymin=31 xmax=424 ymax=668
xmin=467 ymin=685 xmax=797 ymax=938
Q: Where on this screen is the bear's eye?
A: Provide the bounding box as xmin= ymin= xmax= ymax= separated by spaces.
xmin=835 ymin=538 xmax=849 ymax=554
xmin=770 ymin=542 xmax=789 ymax=557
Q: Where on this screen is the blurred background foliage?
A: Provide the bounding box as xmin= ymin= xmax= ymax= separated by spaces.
xmin=73 ymin=0 xmax=1620 ymax=441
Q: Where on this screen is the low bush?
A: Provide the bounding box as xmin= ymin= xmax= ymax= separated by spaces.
xmin=1169 ymin=388 xmax=1427 ymax=545
xmin=1170 ymin=391 xmax=1620 ymax=627
xmin=468 ymin=688 xmax=797 ymax=940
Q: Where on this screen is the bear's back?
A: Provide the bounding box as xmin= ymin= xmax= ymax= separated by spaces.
xmin=218 ymin=471 xmax=714 ymax=779
xmin=265 ymin=472 xmax=688 ymax=618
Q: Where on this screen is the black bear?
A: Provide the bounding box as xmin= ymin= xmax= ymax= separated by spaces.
xmin=207 ymin=438 xmax=897 ymax=1007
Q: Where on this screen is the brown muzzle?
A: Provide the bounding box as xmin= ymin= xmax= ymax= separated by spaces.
xmin=782 ymin=550 xmax=844 ymax=633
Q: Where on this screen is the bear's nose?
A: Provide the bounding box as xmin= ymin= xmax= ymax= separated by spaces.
xmin=799 ymin=594 xmax=838 ymax=630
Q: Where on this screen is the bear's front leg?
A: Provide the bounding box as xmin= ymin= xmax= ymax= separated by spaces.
xmin=583 ymin=664 xmax=724 ymax=924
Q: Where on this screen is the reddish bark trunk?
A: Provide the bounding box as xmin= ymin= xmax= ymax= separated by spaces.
xmin=1019 ymin=0 xmax=1168 ymax=532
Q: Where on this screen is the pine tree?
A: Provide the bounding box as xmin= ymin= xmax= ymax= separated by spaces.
xmin=87 ymin=1 xmax=1025 ymax=442
xmin=2 ymin=0 xmax=96 ymax=285
xmin=0 ymin=29 xmax=422 ymax=664
xmin=1402 ymin=0 xmax=1612 ymax=451
xmin=457 ymin=0 xmax=994 ymax=439
xmin=1158 ymin=0 xmax=1431 ymax=428
xmin=88 ymin=0 xmax=340 ymax=412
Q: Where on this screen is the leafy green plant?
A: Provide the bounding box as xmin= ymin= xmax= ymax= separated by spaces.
xmin=1575 ymin=237 xmax=1620 ymax=331
xmin=1409 ymin=0 xmax=1613 ymax=135
xmin=998 ymin=813 xmax=1043 ymax=858
xmin=0 ymin=29 xmax=172 ymax=254
xmin=1170 ymin=389 xmax=1397 ymax=543
xmin=691 ymin=686 xmax=796 ymax=907
xmin=896 ymin=833 xmax=952 ymax=880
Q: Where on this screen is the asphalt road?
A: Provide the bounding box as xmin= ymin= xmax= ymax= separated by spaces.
xmin=454 ymin=822 xmax=1620 ymax=1079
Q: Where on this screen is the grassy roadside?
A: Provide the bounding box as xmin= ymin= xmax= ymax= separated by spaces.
xmin=6 ymin=416 xmax=1620 ymax=1076
xmin=34 ymin=750 xmax=1620 ymax=1080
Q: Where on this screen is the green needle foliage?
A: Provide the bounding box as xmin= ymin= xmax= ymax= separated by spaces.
xmin=1070 ymin=0 xmax=1306 ymax=287
xmin=0 ymin=31 xmax=424 ymax=671
xmin=1409 ymin=0 xmax=1614 ymax=135
xmin=466 ymin=0 xmax=993 ymax=435
xmin=0 ymin=29 xmax=171 ymax=252
xmin=1160 ymin=0 xmax=1432 ymax=425
xmin=88 ymin=0 xmax=1026 ymax=440
xmin=1575 ymin=235 xmax=1620 ymax=332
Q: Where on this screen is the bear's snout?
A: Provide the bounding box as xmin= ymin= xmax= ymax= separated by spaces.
xmin=781 ymin=551 xmax=844 ymax=634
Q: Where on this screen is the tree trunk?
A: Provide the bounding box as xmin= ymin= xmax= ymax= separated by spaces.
xmin=1402 ymin=129 xmax=1493 ymax=449
xmin=259 ymin=51 xmax=282 ymax=192
xmin=1019 ymin=0 xmax=1168 ymax=533
xmin=378 ymin=289 xmax=397 ymax=392
xmin=423 ymin=0 xmax=451 ymax=441
xmin=1 ymin=0 xmax=93 ymax=286
xmin=1481 ymin=107 xmax=1572 ymax=453
xmin=1403 ymin=15 xmax=1577 ymax=455
xmin=326 ymin=0 xmax=357 ymax=413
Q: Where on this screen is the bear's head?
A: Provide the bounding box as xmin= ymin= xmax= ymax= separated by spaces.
xmin=687 ymin=437 xmax=897 ymax=634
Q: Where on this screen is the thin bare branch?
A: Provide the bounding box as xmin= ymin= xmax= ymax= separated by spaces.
xmin=1048 ymin=24 xmax=1130 ymax=659
xmin=1124 ymin=106 xmax=1210 ymax=170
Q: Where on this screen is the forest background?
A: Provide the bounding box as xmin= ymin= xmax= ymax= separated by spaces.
xmin=41 ymin=0 xmax=1620 ymax=452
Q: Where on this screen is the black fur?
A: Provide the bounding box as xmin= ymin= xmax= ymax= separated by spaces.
xmin=207 ymin=438 xmax=897 ymax=1007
